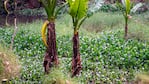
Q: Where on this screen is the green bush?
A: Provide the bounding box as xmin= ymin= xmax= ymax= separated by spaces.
xmin=17 ymin=8 xmax=46 ymax=16
xmin=100 ymin=4 xmax=119 ymax=12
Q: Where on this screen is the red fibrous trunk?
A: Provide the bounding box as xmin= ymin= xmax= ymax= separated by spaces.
xmin=125 ymin=18 xmax=128 ymax=39
xmin=125 ymin=23 xmax=128 ymax=39
xmin=43 ymin=21 xmax=59 ymax=74
xmin=72 ymin=31 xmax=82 ymax=77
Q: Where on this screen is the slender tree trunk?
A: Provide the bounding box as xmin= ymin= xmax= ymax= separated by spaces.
xmin=10 ymin=18 xmax=18 ymax=50
xmin=72 ymin=31 xmax=82 ymax=77
xmin=43 ymin=21 xmax=59 ymax=74
xmin=124 ymin=18 xmax=128 ymax=39
xmin=10 ymin=0 xmax=17 ymax=50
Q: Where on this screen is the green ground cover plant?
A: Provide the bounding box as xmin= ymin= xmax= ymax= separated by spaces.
xmin=0 ymin=11 xmax=149 ymax=83
xmin=43 ymin=67 xmax=78 ymax=84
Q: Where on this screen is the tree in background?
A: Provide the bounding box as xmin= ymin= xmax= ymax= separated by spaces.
xmin=67 ymin=0 xmax=89 ymax=77
xmin=117 ymin=0 xmax=132 ymax=39
xmin=40 ymin=0 xmax=66 ymax=74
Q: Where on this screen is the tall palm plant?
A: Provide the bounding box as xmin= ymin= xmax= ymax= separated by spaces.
xmin=40 ymin=0 xmax=66 ymax=74
xmin=117 ymin=0 xmax=132 ymax=39
xmin=67 ymin=0 xmax=88 ymax=77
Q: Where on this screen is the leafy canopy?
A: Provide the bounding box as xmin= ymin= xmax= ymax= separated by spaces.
xmin=40 ymin=0 xmax=56 ymax=20
xmin=40 ymin=0 xmax=66 ymax=21
xmin=67 ymin=0 xmax=88 ymax=29
xmin=124 ymin=0 xmax=131 ymax=14
xmin=117 ymin=0 xmax=132 ymax=17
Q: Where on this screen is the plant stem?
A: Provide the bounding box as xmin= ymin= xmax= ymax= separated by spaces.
xmin=72 ymin=30 xmax=82 ymax=77
xmin=125 ymin=17 xmax=128 ymax=39
xmin=43 ymin=21 xmax=59 ymax=74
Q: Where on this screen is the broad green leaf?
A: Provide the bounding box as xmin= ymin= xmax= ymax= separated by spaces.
xmin=68 ymin=0 xmax=88 ymax=20
xmin=69 ymin=0 xmax=79 ymax=18
xmin=125 ymin=0 xmax=131 ymax=14
xmin=77 ymin=0 xmax=88 ymax=20
xmin=40 ymin=0 xmax=57 ymax=20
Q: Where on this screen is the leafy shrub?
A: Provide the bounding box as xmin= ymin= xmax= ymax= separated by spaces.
xmin=17 ymin=8 xmax=46 ymax=16
xmin=100 ymin=4 xmax=119 ymax=12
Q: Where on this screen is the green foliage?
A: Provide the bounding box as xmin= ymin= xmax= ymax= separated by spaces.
xmin=43 ymin=67 xmax=77 ymax=84
xmin=0 ymin=23 xmax=149 ymax=83
xmin=125 ymin=0 xmax=131 ymax=14
xmin=117 ymin=0 xmax=133 ymax=20
xmin=128 ymin=21 xmax=149 ymax=41
xmin=0 ymin=12 xmax=149 ymax=83
xmin=67 ymin=0 xmax=88 ymax=30
xmin=40 ymin=0 xmax=67 ymax=20
xmin=68 ymin=0 xmax=88 ymax=20
xmin=100 ymin=4 xmax=118 ymax=12
xmin=40 ymin=0 xmax=57 ymax=20
xmin=17 ymin=8 xmax=46 ymax=16
xmin=83 ymin=12 xmax=123 ymax=32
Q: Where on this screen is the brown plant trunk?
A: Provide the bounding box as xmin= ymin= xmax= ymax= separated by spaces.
xmin=43 ymin=21 xmax=59 ymax=74
xmin=72 ymin=31 xmax=82 ymax=77
xmin=125 ymin=22 xmax=128 ymax=39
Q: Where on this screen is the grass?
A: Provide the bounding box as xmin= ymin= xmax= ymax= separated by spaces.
xmin=128 ymin=21 xmax=149 ymax=41
xmin=0 ymin=44 xmax=21 ymax=81
xmin=82 ymin=12 xmax=149 ymax=41
xmin=0 ymin=11 xmax=149 ymax=83
xmin=43 ymin=67 xmax=78 ymax=84
xmin=0 ymin=59 xmax=4 ymax=76
xmin=83 ymin=12 xmax=123 ymax=32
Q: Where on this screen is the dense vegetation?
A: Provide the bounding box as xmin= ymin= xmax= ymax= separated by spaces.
xmin=0 ymin=12 xmax=149 ymax=83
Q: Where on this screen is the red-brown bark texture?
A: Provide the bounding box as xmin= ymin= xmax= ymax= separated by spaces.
xmin=72 ymin=32 xmax=82 ymax=77
xmin=125 ymin=22 xmax=128 ymax=39
xmin=43 ymin=22 xmax=59 ymax=74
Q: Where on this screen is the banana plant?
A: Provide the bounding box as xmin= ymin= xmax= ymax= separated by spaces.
xmin=67 ymin=0 xmax=88 ymax=77
xmin=40 ymin=0 xmax=66 ymax=74
xmin=117 ymin=0 xmax=132 ymax=39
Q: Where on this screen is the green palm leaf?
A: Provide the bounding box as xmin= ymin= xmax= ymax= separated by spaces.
xmin=68 ymin=0 xmax=88 ymax=20
xmin=125 ymin=0 xmax=131 ymax=14
xmin=40 ymin=0 xmax=56 ymax=20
